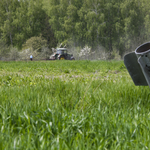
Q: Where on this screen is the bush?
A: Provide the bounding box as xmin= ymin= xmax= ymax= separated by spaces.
xmin=34 ymin=47 xmax=52 ymax=60
xmin=23 ymin=36 xmax=47 ymax=52
xmin=9 ymin=47 xmax=19 ymax=60
xmin=109 ymin=49 xmax=121 ymax=60
xmin=0 ymin=39 xmax=10 ymax=59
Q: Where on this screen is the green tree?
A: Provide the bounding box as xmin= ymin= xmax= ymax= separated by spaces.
xmin=43 ymin=0 xmax=84 ymax=47
xmin=0 ymin=0 xmax=56 ymax=49
xmin=43 ymin=0 xmax=64 ymax=42
xmin=0 ymin=0 xmax=20 ymax=46
xmin=23 ymin=35 xmax=47 ymax=52
xmin=81 ymin=0 xmax=105 ymax=48
xmin=141 ymin=0 xmax=150 ymax=43
xmin=120 ymin=0 xmax=145 ymax=53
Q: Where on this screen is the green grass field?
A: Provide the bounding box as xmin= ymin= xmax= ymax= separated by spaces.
xmin=0 ymin=60 xmax=150 ymax=149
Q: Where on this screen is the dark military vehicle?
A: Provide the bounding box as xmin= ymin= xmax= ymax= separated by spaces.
xmin=124 ymin=42 xmax=150 ymax=87
xmin=50 ymin=48 xmax=75 ymax=60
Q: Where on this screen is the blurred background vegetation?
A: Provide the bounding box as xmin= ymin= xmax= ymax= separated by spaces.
xmin=0 ymin=0 xmax=150 ymax=60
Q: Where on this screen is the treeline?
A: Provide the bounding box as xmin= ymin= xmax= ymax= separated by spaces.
xmin=0 ymin=0 xmax=150 ymax=58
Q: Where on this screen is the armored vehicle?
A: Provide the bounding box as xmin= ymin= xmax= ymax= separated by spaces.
xmin=124 ymin=42 xmax=150 ymax=87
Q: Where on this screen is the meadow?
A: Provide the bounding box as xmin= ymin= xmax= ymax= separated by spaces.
xmin=0 ymin=60 xmax=150 ymax=150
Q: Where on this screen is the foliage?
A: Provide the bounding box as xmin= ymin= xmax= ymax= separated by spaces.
xmin=0 ymin=0 xmax=56 ymax=49
xmin=79 ymin=45 xmax=91 ymax=57
xmin=79 ymin=45 xmax=91 ymax=60
xmin=0 ymin=39 xmax=10 ymax=59
xmin=109 ymin=49 xmax=121 ymax=60
xmin=36 ymin=46 xmax=52 ymax=59
xmin=9 ymin=47 xmax=19 ymax=60
xmin=0 ymin=0 xmax=150 ymax=58
xmin=23 ymin=36 xmax=47 ymax=52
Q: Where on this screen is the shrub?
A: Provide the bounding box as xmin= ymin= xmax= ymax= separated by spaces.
xmin=23 ymin=36 xmax=47 ymax=52
xmin=109 ymin=49 xmax=121 ymax=60
xmin=9 ymin=47 xmax=19 ymax=60
xmin=0 ymin=39 xmax=10 ymax=59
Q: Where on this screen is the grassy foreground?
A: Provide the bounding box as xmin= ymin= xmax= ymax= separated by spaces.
xmin=0 ymin=60 xmax=150 ymax=150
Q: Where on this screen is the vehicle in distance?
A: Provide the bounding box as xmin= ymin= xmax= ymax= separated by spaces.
xmin=50 ymin=48 xmax=75 ymax=60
